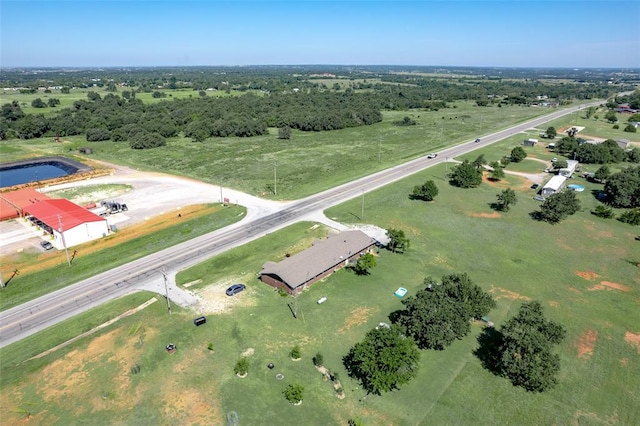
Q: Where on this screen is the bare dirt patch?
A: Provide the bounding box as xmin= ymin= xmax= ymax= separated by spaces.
xmin=468 ymin=211 xmax=501 ymax=219
xmin=587 ymin=281 xmax=631 ymax=292
xmin=624 ymin=331 xmax=640 ymax=354
xmin=489 ymin=285 xmax=531 ymax=301
xmin=241 ymin=347 xmax=255 ymax=357
xmin=338 ymin=307 xmax=372 ymax=334
xmin=194 ymin=282 xmax=255 ymax=314
xmin=620 ymin=358 xmax=629 ymax=367
xmin=576 ymin=270 xmax=600 ymax=281
xmin=569 ymin=287 xmax=583 ymax=294
xmin=481 ymin=173 xmax=531 ymax=191
xmin=549 ymin=300 xmax=559 ymax=308
xmin=575 ymin=330 xmax=598 ymax=359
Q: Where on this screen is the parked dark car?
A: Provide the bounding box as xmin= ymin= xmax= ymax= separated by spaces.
xmin=530 ymin=183 xmax=539 ymax=190
xmin=40 ymin=240 xmax=53 ymax=250
xmin=226 ymin=283 xmax=246 ymax=296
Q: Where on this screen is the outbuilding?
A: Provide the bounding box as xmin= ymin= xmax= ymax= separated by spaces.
xmin=523 ymin=138 xmax=538 ymax=146
xmin=24 ymin=199 xmax=109 ymax=249
xmin=259 ymin=230 xmax=378 ymax=294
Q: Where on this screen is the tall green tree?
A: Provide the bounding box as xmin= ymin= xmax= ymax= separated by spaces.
xmin=411 ymin=179 xmax=439 ymax=201
xmin=450 ymin=159 xmax=482 ymax=188
xmin=489 ymin=162 xmax=505 ymax=180
xmin=594 ymin=165 xmax=610 ymax=183
xmin=496 ymin=301 xmax=566 ymax=392
xmin=392 ymin=273 xmax=495 ymax=350
xmin=510 ymin=146 xmax=527 ymax=162
xmin=352 ymin=253 xmax=377 ymax=275
xmin=604 ymin=166 xmax=640 ymax=208
xmin=546 ymin=126 xmax=557 ymax=138
xmin=343 ymin=325 xmax=420 ymax=395
xmin=496 ymin=188 xmax=517 ymax=212
xmin=386 ymin=229 xmax=410 ymax=253
xmin=538 ymin=190 xmax=581 ymax=223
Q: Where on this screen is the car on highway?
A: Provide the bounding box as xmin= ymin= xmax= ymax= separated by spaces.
xmin=475 ymin=138 xmax=481 ymax=143
xmin=427 ymin=153 xmax=438 ymax=159
xmin=40 ymin=240 xmax=53 ymax=250
xmin=225 ymin=283 xmax=246 ymax=296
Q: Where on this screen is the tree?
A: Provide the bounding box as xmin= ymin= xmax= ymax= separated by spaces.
xmin=592 ymin=204 xmax=615 ymax=219
xmin=152 ymin=91 xmax=166 ymax=98
xmin=283 ymin=384 xmax=304 ymax=404
xmin=552 ymin=159 xmax=568 ymax=170
xmin=31 ymin=98 xmax=46 ymax=108
xmin=278 ymin=126 xmax=291 ymax=139
xmin=392 ymin=274 xmax=495 ymax=350
xmin=60 ymin=86 xmax=71 ymax=94
xmin=472 ymin=154 xmax=487 ymax=169
xmin=343 ymin=325 xmax=420 ymax=395
xmin=495 ymin=301 xmax=565 ymax=392
xmin=106 ymin=82 xmax=117 ymax=92
xmin=86 ymin=127 xmax=111 ymax=142
xmin=450 ymin=159 xmax=482 ymax=188
xmin=489 ymin=162 xmax=505 ymax=180
xmin=604 ymin=166 xmax=640 ymax=208
xmin=628 ymin=147 xmax=640 ymax=163
xmin=386 ymin=229 xmax=410 ymax=253
xmin=313 ymin=352 xmax=324 ymax=367
xmin=352 ymin=253 xmax=377 ymax=275
xmin=624 ymin=124 xmax=637 ymax=133
xmin=129 ymin=131 xmax=166 ymax=149
xmin=594 ymin=165 xmax=610 ymax=183
xmin=605 ymin=110 xmax=618 ymax=123
xmin=510 ymin=146 xmax=527 ymax=162
xmin=411 ymin=179 xmax=439 ymax=201
xmin=618 ymin=209 xmax=640 ymax=225
xmin=47 ymin=98 xmax=60 ymax=107
xmin=496 ymin=188 xmax=517 ymax=212
xmin=546 ymin=126 xmax=557 ymax=139
xmin=87 ymin=91 xmax=101 ymax=101
xmin=538 ymin=190 xmax=581 ymax=223
xmin=585 ymin=106 xmax=596 ymax=119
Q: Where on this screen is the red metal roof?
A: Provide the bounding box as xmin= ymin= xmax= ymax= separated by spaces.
xmin=0 ymin=188 xmax=50 ymax=219
xmin=24 ymin=199 xmax=106 ymax=230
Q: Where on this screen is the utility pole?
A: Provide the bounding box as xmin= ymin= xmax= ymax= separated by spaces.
xmin=361 ymin=190 xmax=365 ymax=220
xmin=273 ymin=160 xmax=277 ymax=196
xmin=57 ymin=214 xmax=71 ymax=267
xmin=161 ymin=269 xmax=172 ymax=315
xmin=219 ymin=179 xmax=223 ymax=205
xmin=445 ymin=157 xmax=449 ymax=173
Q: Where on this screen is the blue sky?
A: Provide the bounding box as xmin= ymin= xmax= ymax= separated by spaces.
xmin=2 ymin=1 xmax=639 ymax=68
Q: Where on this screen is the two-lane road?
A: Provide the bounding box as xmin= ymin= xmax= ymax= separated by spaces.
xmin=0 ymin=101 xmax=601 ymax=348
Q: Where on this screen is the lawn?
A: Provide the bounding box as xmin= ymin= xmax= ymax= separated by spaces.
xmin=2 ymin=168 xmax=638 ymax=424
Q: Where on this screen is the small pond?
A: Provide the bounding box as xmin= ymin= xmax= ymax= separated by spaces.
xmin=0 ymin=157 xmax=91 ymax=188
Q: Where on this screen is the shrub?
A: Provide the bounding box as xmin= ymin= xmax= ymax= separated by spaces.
xmin=592 ymin=205 xmax=615 ymax=219
xmin=313 ymin=352 xmax=324 ymax=366
xmin=624 ymin=124 xmax=637 ymax=133
xmin=283 ymin=384 xmax=304 ymax=404
xmin=618 ymin=209 xmax=640 ymax=225
xmin=234 ymin=357 xmax=249 ymax=376
xmin=290 ymin=345 xmax=301 ymax=359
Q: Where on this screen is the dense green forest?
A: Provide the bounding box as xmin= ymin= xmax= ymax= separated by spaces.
xmin=1 ymin=66 xmax=638 ymax=146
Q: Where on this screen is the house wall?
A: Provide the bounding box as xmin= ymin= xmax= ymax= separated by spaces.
xmin=53 ymin=220 xmax=109 ymax=248
xmin=260 ymin=246 xmax=374 ymax=295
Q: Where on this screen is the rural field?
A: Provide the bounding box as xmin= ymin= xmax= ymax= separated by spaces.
xmin=1 ymin=150 xmax=638 ymax=424
xmin=1 ymin=101 xmax=553 ymax=199
xmin=1 ymin=99 xmax=639 ymax=424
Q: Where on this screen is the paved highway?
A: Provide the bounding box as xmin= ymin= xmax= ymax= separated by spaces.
xmin=0 ymin=101 xmax=601 ymax=348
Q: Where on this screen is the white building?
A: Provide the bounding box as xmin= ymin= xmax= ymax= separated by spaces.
xmin=559 ymin=160 xmax=579 ymax=178
xmin=541 ymin=175 xmax=567 ymax=196
xmin=25 ymin=199 xmax=109 ymax=249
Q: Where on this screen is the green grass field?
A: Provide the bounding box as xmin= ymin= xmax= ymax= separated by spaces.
xmin=0 ymin=101 xmax=553 ymax=199
xmin=2 ymin=169 xmax=638 ymax=424
xmin=1 ymin=100 xmax=639 ymax=424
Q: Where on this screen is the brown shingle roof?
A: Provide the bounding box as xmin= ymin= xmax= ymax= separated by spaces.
xmin=260 ymin=230 xmax=377 ymax=289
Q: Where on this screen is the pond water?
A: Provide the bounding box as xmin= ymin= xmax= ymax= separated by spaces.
xmin=0 ymin=163 xmax=74 ymax=188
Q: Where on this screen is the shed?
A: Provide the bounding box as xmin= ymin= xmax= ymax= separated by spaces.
xmin=523 ymin=138 xmax=538 ymax=146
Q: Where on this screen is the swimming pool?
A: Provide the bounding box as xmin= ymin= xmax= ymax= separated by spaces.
xmin=567 ymin=184 xmax=585 ymax=192
xmin=0 ymin=157 xmax=91 ymax=188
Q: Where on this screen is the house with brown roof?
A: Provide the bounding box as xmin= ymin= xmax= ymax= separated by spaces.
xmin=259 ymin=230 xmax=378 ymax=294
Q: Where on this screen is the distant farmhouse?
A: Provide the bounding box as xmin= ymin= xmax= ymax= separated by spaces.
xmin=259 ymin=230 xmax=378 ymax=295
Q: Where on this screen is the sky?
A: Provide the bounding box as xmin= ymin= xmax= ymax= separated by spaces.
xmin=1 ymin=0 xmax=639 ymax=68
